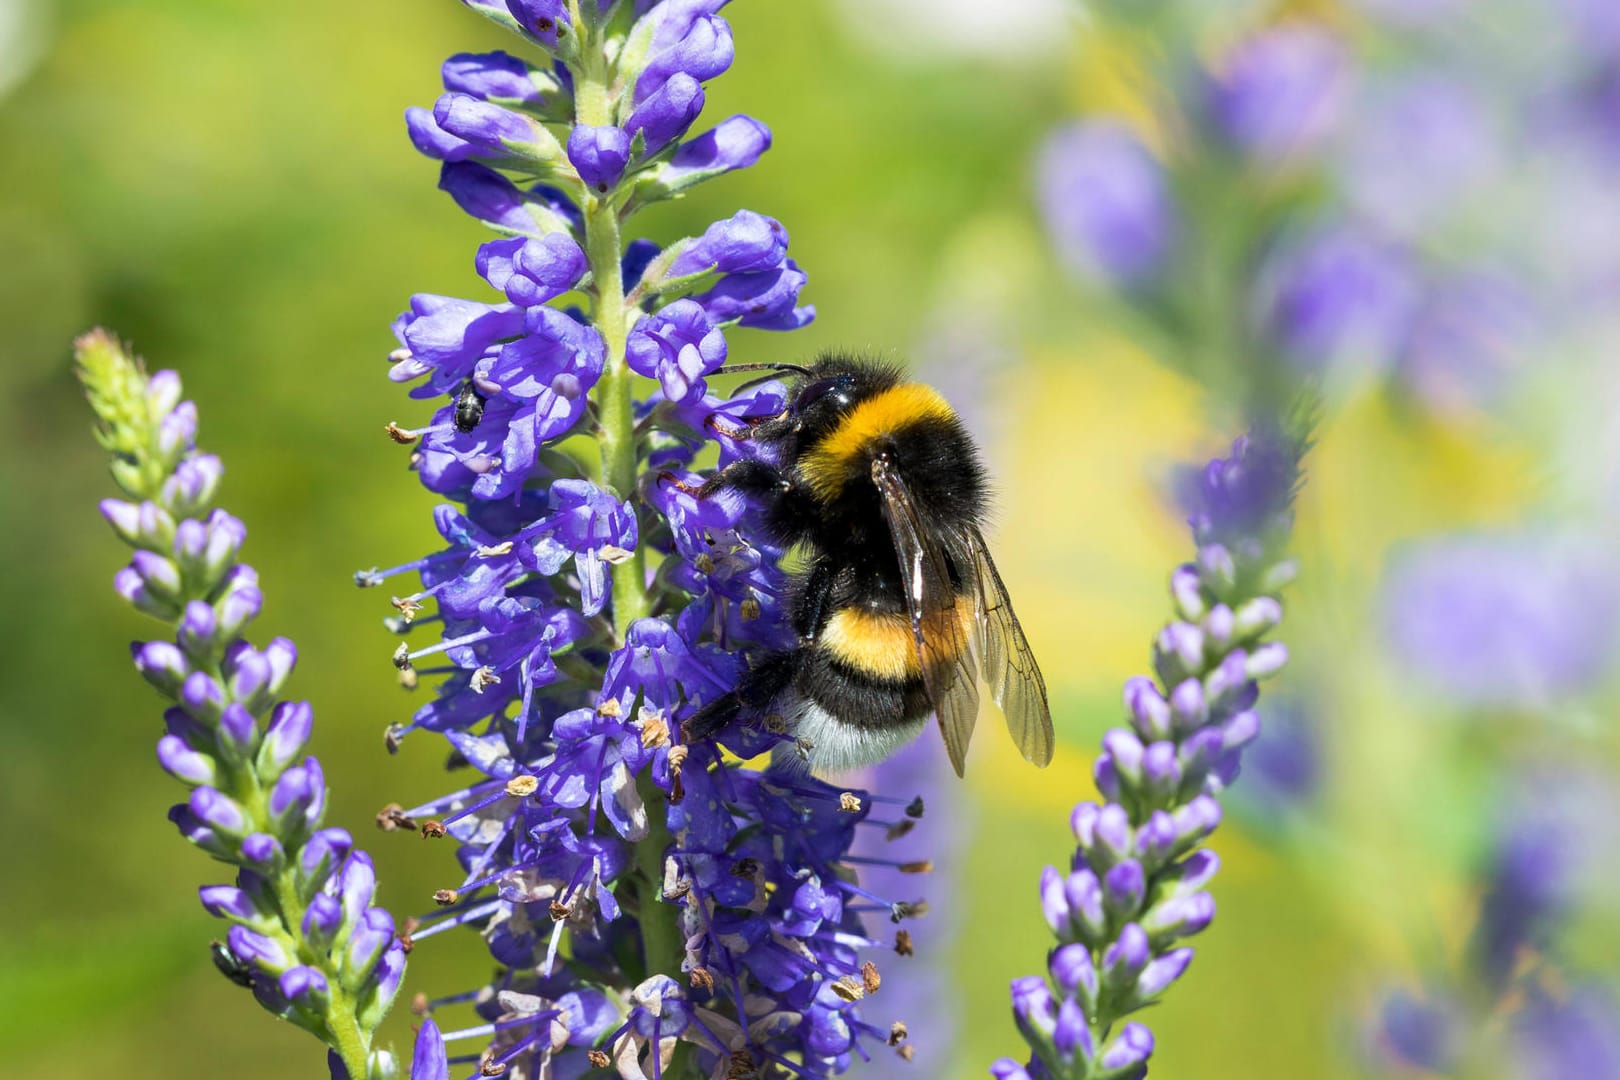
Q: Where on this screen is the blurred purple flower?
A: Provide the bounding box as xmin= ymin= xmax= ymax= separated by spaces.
xmin=1201 ymin=23 xmax=1350 ymax=164
xmin=1397 ymin=271 xmax=1538 ymax=416
xmin=1342 ymin=75 xmax=1499 ymax=239
xmin=1381 ymin=532 xmax=1620 ymax=709
xmin=1253 ymin=221 xmax=1420 ymax=375
xmin=1513 ymin=986 xmax=1620 ymax=1080
xmin=1037 ymin=120 xmax=1177 ymax=289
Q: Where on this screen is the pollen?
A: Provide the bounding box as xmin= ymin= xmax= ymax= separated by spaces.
xmin=505 ymin=775 xmax=538 ymax=798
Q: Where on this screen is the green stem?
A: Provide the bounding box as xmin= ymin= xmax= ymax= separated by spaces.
xmin=575 ymin=31 xmax=693 ymax=1079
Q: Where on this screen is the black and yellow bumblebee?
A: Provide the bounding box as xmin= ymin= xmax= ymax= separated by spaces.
xmin=680 ymin=353 xmax=1054 ymax=776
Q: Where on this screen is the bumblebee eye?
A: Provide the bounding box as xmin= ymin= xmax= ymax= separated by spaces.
xmin=796 ymin=375 xmax=855 ymax=411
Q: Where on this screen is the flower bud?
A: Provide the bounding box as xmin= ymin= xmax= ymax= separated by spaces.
xmin=157 ymin=733 xmax=216 ymax=787
xmin=190 ymin=785 xmax=251 ymax=839
xmin=146 ymin=369 xmax=183 ymax=418
xmin=1010 ymin=975 xmax=1056 ymax=1045
xmin=1049 ymin=943 xmax=1099 ymax=1013
xmin=335 ymin=851 xmax=379 ymax=930
xmin=1053 ymin=996 xmax=1094 ymax=1066
xmin=1101 ymin=923 xmax=1151 ymax=995
xmin=567 ymin=124 xmax=631 ymax=192
xmin=164 ymin=454 xmax=224 ymax=518
xmin=217 ymin=702 xmax=259 ymax=765
xmin=435 ymin=94 xmax=564 ymax=171
xmin=199 ymin=883 xmax=274 ymax=928
xmin=227 ymin=925 xmax=294 ymax=977
xmin=130 ymin=550 xmax=182 ymax=604
xmin=179 ymin=671 xmax=226 ymax=724
xmin=1124 ymin=677 xmax=1172 ymax=740
xmin=303 ymin=893 xmax=343 ymax=955
xmin=625 ymin=71 xmax=704 ymax=157
xmin=1097 ymin=1022 xmax=1155 ymax=1075
xmin=115 ymin=566 xmax=179 ymax=620
xmin=1142 ymin=893 xmax=1216 ymax=942
xmin=280 ymin=966 xmax=332 ymax=1022
xmin=133 ymin=640 xmax=189 ymax=697
xmin=635 ymin=115 xmax=771 ymax=204
xmin=258 ymin=700 xmax=314 ymax=780
xmin=438 ymin=161 xmax=579 ymax=238
xmin=410 ymin=1018 xmax=449 ymax=1080
xmin=356 ymin=940 xmax=406 ymax=1031
xmin=297 ymin=828 xmax=353 ymax=899
xmin=342 ymin=907 xmax=396 ymax=990
xmin=267 ymin=758 xmax=325 ymax=843
xmin=156 ymin=400 xmax=198 ymax=460
xmin=442 ymin=50 xmax=555 ymax=107
xmin=239 ymin=833 xmax=286 ymax=873
xmin=1103 ymin=860 xmax=1146 ymax=922
xmin=177 ymin=600 xmax=219 ymax=659
xmin=213 ymin=566 xmax=263 ymax=640
xmin=169 ymin=802 xmax=235 ymax=859
xmin=1169 ymin=564 xmax=1205 ymax=620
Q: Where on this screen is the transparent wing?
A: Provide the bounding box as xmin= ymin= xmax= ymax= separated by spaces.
xmin=967 ymin=526 xmax=1054 ymax=767
xmin=870 ymin=455 xmax=980 ymax=777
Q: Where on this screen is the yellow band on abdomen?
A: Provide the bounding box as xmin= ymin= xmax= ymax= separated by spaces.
xmin=819 ymin=603 xmax=971 ymax=681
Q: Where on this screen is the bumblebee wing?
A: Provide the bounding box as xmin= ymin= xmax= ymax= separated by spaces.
xmin=871 ymin=454 xmax=980 ymax=777
xmin=967 ymin=526 xmax=1054 ymax=767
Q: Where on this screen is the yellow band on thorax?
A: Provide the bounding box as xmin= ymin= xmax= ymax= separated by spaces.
xmin=799 ymin=383 xmax=956 ymax=499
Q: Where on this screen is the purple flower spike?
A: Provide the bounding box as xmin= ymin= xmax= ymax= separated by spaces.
xmin=1038 ymin=120 xmax=1176 ymax=288
xmin=1004 ymin=430 xmax=1303 ymax=1073
xmin=362 ymin=6 xmax=874 ymax=1077
xmin=77 ymin=332 xmax=402 ymax=1078
xmin=567 ymin=123 xmax=631 ymax=191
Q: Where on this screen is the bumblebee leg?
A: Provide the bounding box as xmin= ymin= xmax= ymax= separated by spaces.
xmin=696 ymin=458 xmax=788 ymax=499
xmin=792 ymin=558 xmax=837 ymax=646
xmin=683 ymin=651 xmax=798 ymax=743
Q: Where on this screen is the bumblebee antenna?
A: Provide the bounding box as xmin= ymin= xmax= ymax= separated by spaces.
xmin=712 ymin=362 xmax=813 ymax=379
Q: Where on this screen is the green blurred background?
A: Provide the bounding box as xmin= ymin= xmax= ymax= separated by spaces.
xmin=2 ymin=0 xmax=1615 ymax=1076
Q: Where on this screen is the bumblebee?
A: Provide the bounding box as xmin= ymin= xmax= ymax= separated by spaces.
xmin=680 ymin=353 xmax=1054 ymax=776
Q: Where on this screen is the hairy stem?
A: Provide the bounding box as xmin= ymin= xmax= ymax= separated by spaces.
xmin=576 ymin=31 xmax=693 ymax=1078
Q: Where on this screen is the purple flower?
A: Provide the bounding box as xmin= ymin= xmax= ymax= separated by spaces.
xmin=625 ymin=71 xmax=706 ymax=156
xmin=670 ymin=209 xmax=789 ymax=277
xmin=76 ymin=333 xmax=401 ymax=1078
xmin=1380 ymin=531 xmax=1620 ymax=709
xmin=1200 ymin=23 xmax=1349 ymax=164
xmin=691 ymin=258 xmax=814 ymax=330
xmin=1037 ymin=120 xmax=1176 ymax=288
xmin=442 ymin=50 xmax=549 ymax=105
xmin=1513 ymin=986 xmax=1620 ymax=1080
xmin=436 ymin=161 xmax=581 ymax=237
xmin=567 ymin=123 xmax=631 ymax=191
xmin=633 ymin=1 xmax=734 ymax=105
xmin=1002 ymin=429 xmax=1304 ymax=1075
xmin=1397 ymin=271 xmax=1538 ymax=416
xmin=626 ymin=299 xmax=727 ymax=403
xmin=1253 ymin=221 xmax=1419 ymax=374
xmin=1343 ymin=75 xmax=1498 ymax=238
